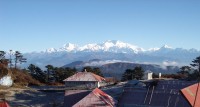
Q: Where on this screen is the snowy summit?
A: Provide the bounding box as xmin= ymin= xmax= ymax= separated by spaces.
xmin=45 ymin=40 xmax=146 ymax=53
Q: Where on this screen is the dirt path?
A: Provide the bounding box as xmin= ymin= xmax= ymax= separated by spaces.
xmin=0 ymin=87 xmax=64 ymax=107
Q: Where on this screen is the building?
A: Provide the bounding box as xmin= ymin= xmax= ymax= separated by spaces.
xmin=159 ymin=73 xmax=161 ymax=78
xmin=63 ymin=71 xmax=106 ymax=89
xmin=72 ymin=88 xmax=117 ymax=107
xmin=64 ymin=90 xmax=91 ymax=107
xmin=143 ymin=70 xmax=153 ymax=80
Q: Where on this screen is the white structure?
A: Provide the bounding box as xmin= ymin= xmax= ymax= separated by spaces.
xmin=159 ymin=73 xmax=162 ymax=78
xmin=0 ymin=75 xmax=13 ymax=87
xmin=143 ymin=70 xmax=153 ymax=80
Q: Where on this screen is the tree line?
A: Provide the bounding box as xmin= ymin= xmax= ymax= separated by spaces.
xmin=121 ymin=66 xmax=144 ymax=81
xmin=27 ymin=64 xmax=77 ymax=83
xmin=121 ymin=56 xmax=200 ymax=81
xmin=1 ymin=50 xmax=200 ymax=85
xmin=176 ymin=56 xmax=200 ymax=80
xmin=0 ymin=50 xmax=105 ymax=85
xmin=0 ymin=50 xmax=26 ymax=69
xmin=27 ymin=64 xmax=104 ymax=84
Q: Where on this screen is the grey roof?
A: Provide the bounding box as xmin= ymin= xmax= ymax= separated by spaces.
xmin=63 ymin=72 xmax=105 ymax=82
xmin=118 ymin=80 xmax=197 ymax=107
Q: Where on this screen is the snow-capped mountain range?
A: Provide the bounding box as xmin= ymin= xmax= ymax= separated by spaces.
xmin=45 ymin=40 xmax=146 ymax=53
xmin=23 ymin=40 xmax=200 ymax=69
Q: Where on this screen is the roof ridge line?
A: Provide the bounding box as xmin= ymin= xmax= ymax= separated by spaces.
xmin=92 ymin=88 xmax=114 ymax=107
xmin=91 ymin=72 xmax=105 ymax=81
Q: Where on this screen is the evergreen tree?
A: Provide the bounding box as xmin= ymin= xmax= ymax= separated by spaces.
xmin=28 ymin=64 xmax=46 ymax=83
xmin=14 ymin=51 xmax=26 ymax=69
xmin=177 ymin=66 xmax=191 ymax=78
xmin=54 ymin=67 xmax=77 ymax=83
xmin=121 ymin=66 xmax=144 ymax=81
xmin=45 ymin=65 xmax=55 ymax=83
xmin=121 ymin=69 xmax=134 ymax=81
xmin=134 ymin=66 xmax=144 ymax=80
xmin=0 ymin=51 xmax=5 ymax=61
xmin=190 ymin=56 xmax=200 ymax=80
xmin=0 ymin=50 xmax=9 ymax=67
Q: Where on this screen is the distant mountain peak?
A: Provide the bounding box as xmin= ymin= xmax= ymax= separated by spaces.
xmin=45 ymin=48 xmax=57 ymax=53
xmin=61 ymin=43 xmax=77 ymax=52
xmin=161 ymin=45 xmax=173 ymax=49
xmin=44 ymin=40 xmax=145 ymax=53
xmin=44 ymin=41 xmax=199 ymax=55
xmin=148 ymin=47 xmax=160 ymax=51
xmin=102 ymin=40 xmax=145 ymax=53
xmin=23 ymin=40 xmax=200 ymax=70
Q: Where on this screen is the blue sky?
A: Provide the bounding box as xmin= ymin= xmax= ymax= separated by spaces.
xmin=0 ymin=0 xmax=200 ymax=52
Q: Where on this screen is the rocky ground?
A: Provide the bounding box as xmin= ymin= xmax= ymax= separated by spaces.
xmin=0 ymin=86 xmax=64 ymax=107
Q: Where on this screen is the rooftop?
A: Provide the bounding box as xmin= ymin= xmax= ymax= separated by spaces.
xmin=63 ymin=72 xmax=105 ymax=82
xmin=0 ymin=100 xmax=10 ymax=107
xmin=73 ymin=88 xmax=117 ymax=107
xmin=181 ymin=82 xmax=200 ymax=107
xmin=118 ymin=80 xmax=197 ymax=107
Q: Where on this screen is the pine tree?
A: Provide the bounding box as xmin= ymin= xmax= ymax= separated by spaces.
xmin=121 ymin=66 xmax=144 ymax=81
xmin=0 ymin=51 xmax=5 ymax=61
xmin=14 ymin=51 xmax=26 ymax=69
xmin=45 ymin=65 xmax=54 ymax=83
xmin=0 ymin=50 xmax=9 ymax=66
xmin=190 ymin=56 xmax=200 ymax=80
xmin=177 ymin=66 xmax=191 ymax=78
xmin=28 ymin=64 xmax=46 ymax=83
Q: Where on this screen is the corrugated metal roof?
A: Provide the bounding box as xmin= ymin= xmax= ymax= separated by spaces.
xmin=0 ymin=101 xmax=10 ymax=107
xmin=118 ymin=80 xmax=196 ymax=107
xmin=64 ymin=90 xmax=90 ymax=107
xmin=181 ymin=82 xmax=200 ymax=107
xmin=73 ymin=88 xmax=117 ymax=107
xmin=63 ymin=72 xmax=105 ymax=82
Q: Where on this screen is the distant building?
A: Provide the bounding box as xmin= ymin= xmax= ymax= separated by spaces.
xmin=143 ymin=70 xmax=153 ymax=80
xmin=159 ymin=73 xmax=161 ymax=78
xmin=72 ymin=88 xmax=117 ymax=107
xmin=63 ymin=71 xmax=106 ymax=89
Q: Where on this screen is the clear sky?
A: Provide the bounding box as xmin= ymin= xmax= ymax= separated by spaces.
xmin=0 ymin=0 xmax=200 ymax=52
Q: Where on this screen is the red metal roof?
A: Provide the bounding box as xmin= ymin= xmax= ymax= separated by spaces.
xmin=73 ymin=88 xmax=117 ymax=107
xmin=181 ymin=82 xmax=200 ymax=107
xmin=63 ymin=72 xmax=105 ymax=82
xmin=0 ymin=101 xmax=10 ymax=107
